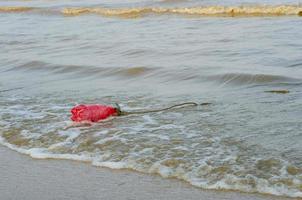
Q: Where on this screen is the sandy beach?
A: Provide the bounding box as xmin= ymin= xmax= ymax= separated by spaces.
xmin=0 ymin=145 xmax=298 ymax=200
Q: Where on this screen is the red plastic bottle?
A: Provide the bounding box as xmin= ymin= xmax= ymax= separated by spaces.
xmin=71 ymin=104 xmax=118 ymax=122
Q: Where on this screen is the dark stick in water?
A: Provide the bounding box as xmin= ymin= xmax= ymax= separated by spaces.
xmin=116 ymin=102 xmax=201 ymax=116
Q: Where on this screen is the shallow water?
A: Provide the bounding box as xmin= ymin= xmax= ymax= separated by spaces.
xmin=1 ymin=0 xmax=302 ymax=198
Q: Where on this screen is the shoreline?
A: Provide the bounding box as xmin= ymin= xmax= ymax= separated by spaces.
xmin=0 ymin=145 xmax=299 ymax=200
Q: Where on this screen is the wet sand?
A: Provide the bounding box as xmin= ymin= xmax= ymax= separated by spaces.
xmin=0 ymin=145 xmax=298 ymax=200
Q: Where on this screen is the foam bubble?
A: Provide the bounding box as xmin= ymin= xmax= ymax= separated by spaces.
xmin=92 ymin=161 xmax=127 ymax=169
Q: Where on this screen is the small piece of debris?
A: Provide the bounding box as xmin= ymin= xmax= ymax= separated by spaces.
xmin=265 ymin=90 xmax=290 ymax=94
xmin=200 ymin=102 xmax=212 ymax=106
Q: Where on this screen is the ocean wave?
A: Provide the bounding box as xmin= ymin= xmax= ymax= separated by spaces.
xmin=5 ymin=61 xmax=154 ymax=78
xmin=5 ymin=61 xmax=302 ymax=87
xmin=0 ymin=6 xmax=33 ymax=12
xmin=0 ymin=135 xmax=301 ymax=198
xmin=1 ymin=5 xmax=302 ymax=17
xmin=62 ymin=5 xmax=302 ymax=17
xmin=206 ymin=73 xmax=301 ymax=86
xmin=0 ymin=92 xmax=302 ymax=198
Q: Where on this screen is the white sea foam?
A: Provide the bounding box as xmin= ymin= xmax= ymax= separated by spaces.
xmin=92 ymin=161 xmax=127 ymax=169
xmin=0 ymin=93 xmax=301 ymax=198
xmin=1 ymin=133 xmax=302 ymax=198
xmin=20 ymin=130 xmax=41 ymax=139
xmin=0 ymin=137 xmax=93 ymax=161
xmin=142 ymin=115 xmax=157 ymax=125
xmin=62 ymin=5 xmax=302 ymax=17
xmin=1 ymin=5 xmax=302 ymax=18
xmin=57 ymin=129 xmax=81 ymax=141
xmin=93 ymin=130 xmax=109 ymax=137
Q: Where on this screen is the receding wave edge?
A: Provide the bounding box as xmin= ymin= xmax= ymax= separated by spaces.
xmin=1 ymin=5 xmax=302 ymax=18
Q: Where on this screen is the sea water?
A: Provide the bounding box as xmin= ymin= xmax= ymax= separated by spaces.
xmin=0 ymin=0 xmax=302 ymax=198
